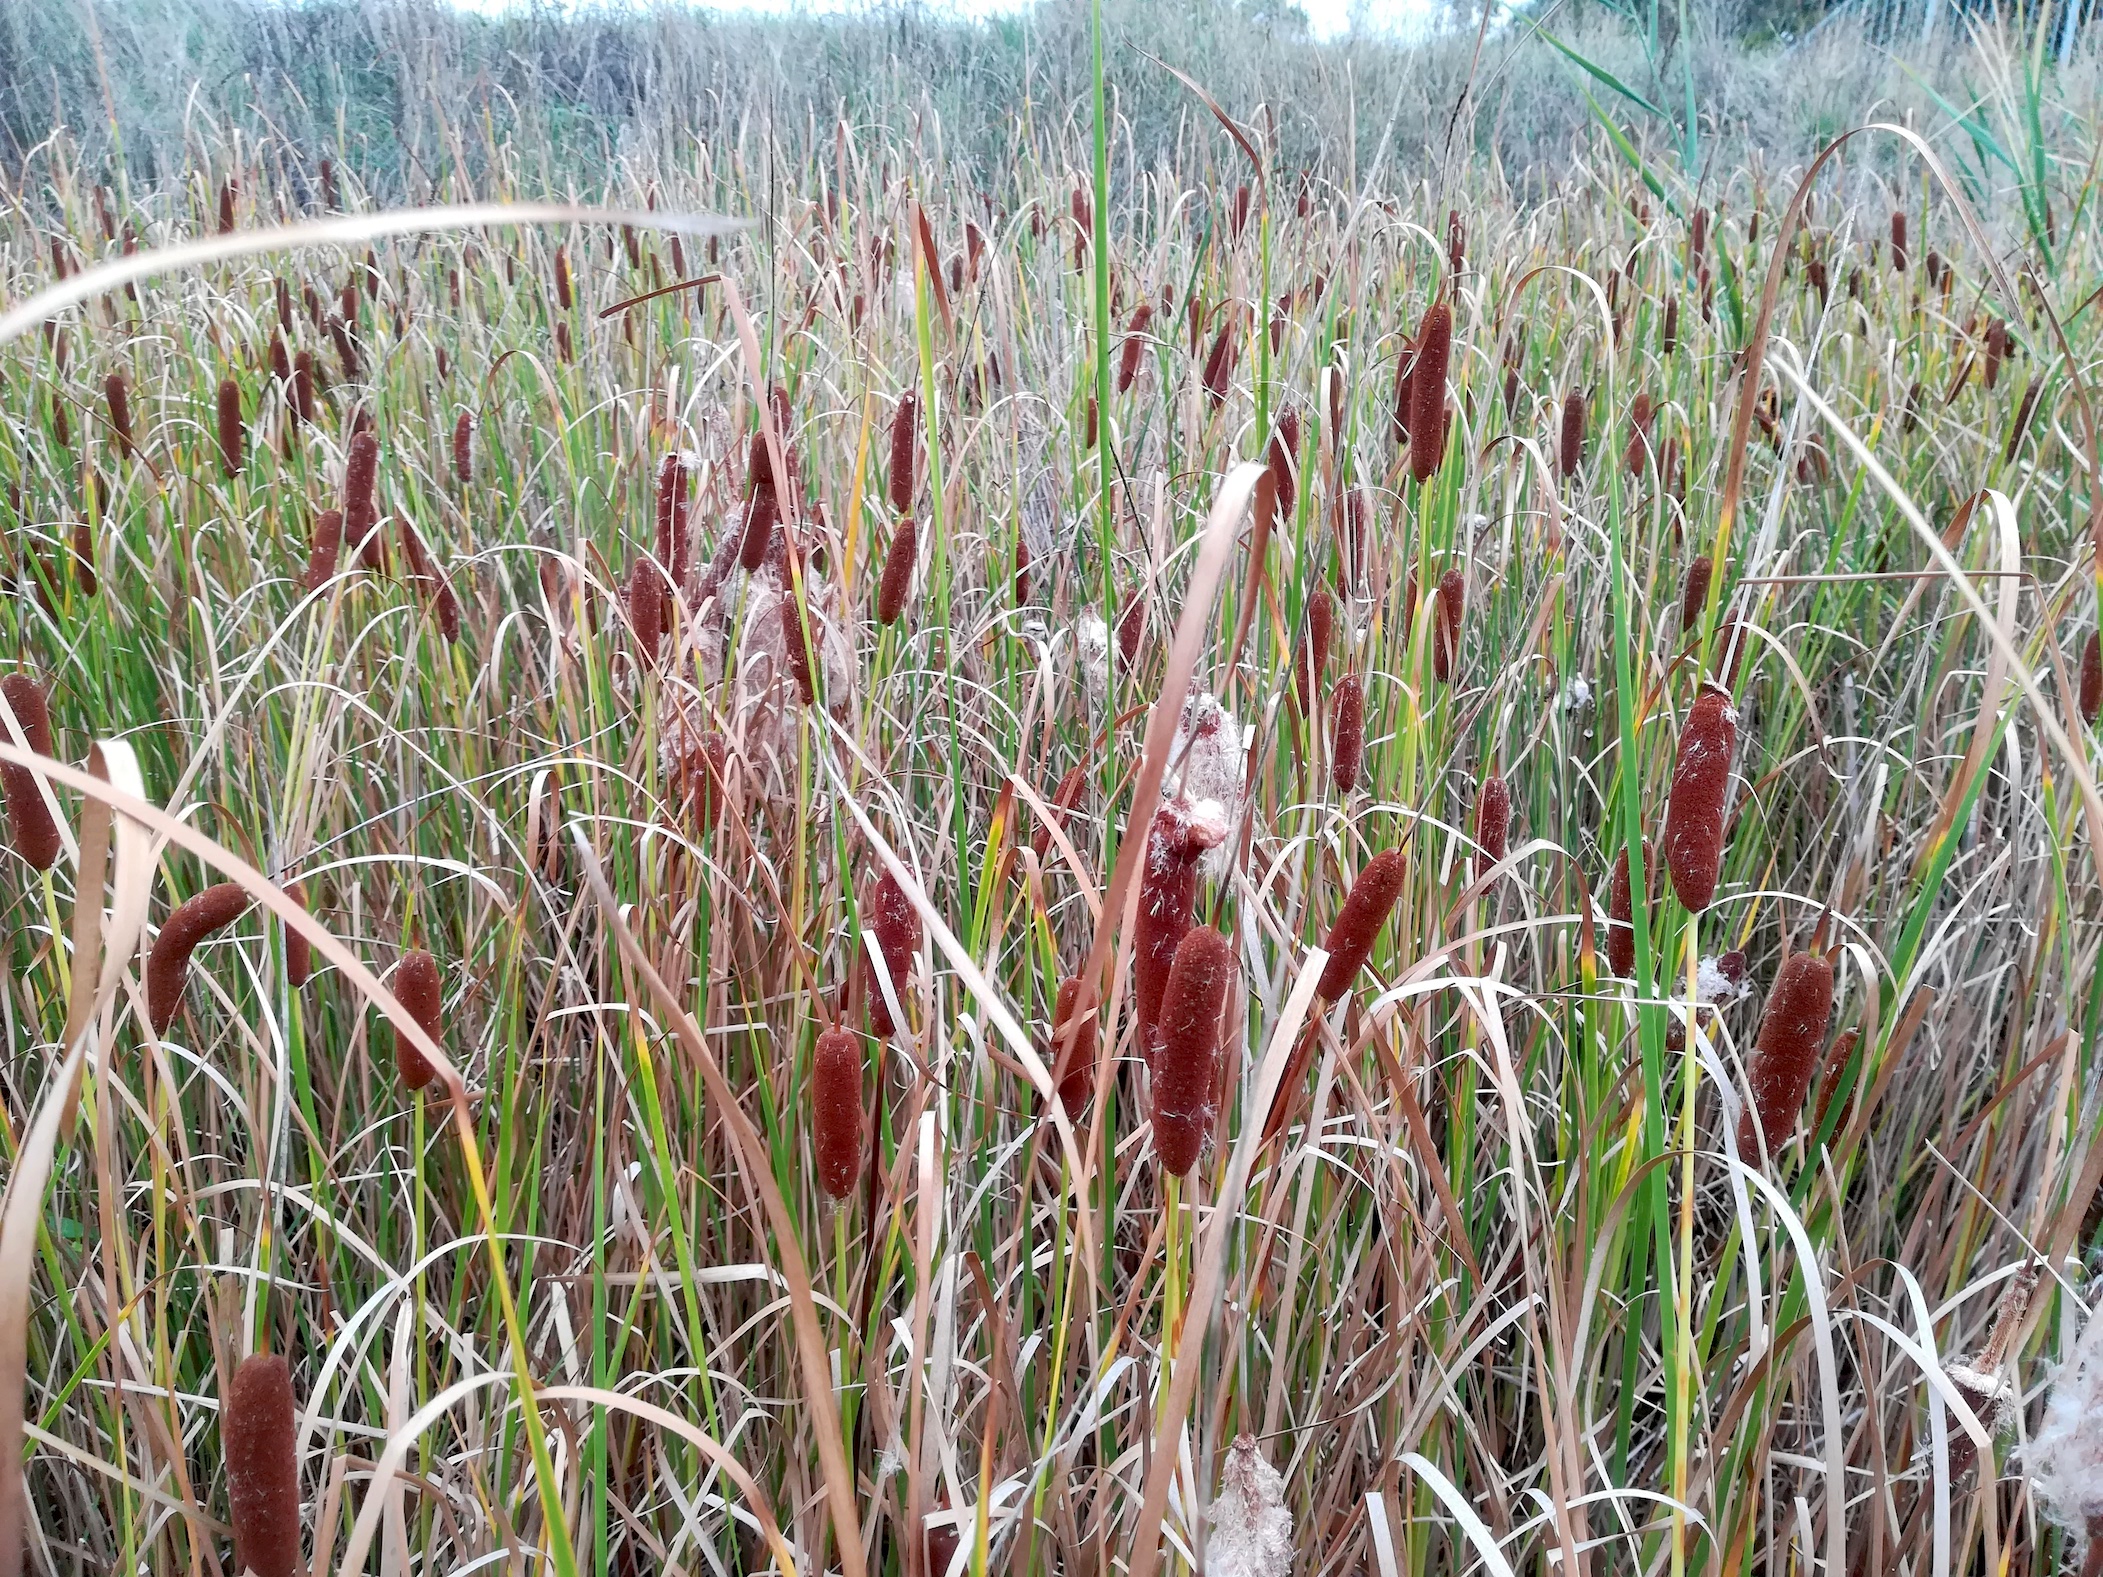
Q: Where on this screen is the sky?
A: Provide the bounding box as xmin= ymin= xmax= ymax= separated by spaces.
xmin=438 ymin=0 xmax=1435 ymax=44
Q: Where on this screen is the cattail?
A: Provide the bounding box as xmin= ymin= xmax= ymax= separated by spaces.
xmin=344 ymin=430 xmax=382 ymax=573
xmin=780 ymin=593 xmax=817 ymax=704
xmin=811 ymin=1026 xmax=864 ymax=1199
xmin=215 ymin=378 xmax=244 ymax=477
xmin=888 ymin=392 xmax=918 ymax=515
xmin=924 ymin=1511 xmax=962 ymax=1577
xmin=1690 ymin=206 xmax=1708 ymax=264
xmin=50 ymin=391 xmax=71 ymax=450
xmin=628 ymin=558 xmax=663 ymax=666
xmin=1475 ymin=773 xmax=1510 ymax=878
xmin=1983 ymin=318 xmax=2007 ymax=389
xmin=1409 ymin=302 xmax=1452 ymax=485
xmin=1051 ymin=976 xmax=1098 ymax=1113
xmin=216 ymin=179 xmax=236 ymax=234
xmin=863 ymin=866 xmax=921 ymax=1038
xmin=1202 ymin=320 xmax=1236 ymax=408
xmin=224 ymin=1353 xmax=301 ymax=1577
xmin=1295 ymin=585 xmax=1333 ymax=712
xmin=2003 ymin=378 xmax=2043 ymax=466
xmin=1083 ymin=396 xmax=1099 ymax=451
xmin=284 ymin=882 xmax=312 ymax=990
xmin=1267 ymin=406 xmax=1300 ymax=516
xmin=146 ymin=883 xmax=250 ymax=1032
xmin=290 ymin=352 xmax=316 ymax=426
xmin=1604 ymin=838 xmax=1653 ymax=978
xmin=303 ymin=509 xmax=343 ymax=592
xmin=877 ymin=516 xmax=917 ymax=625
xmin=0 ymin=674 xmax=62 ymax=871
xmin=1331 ymin=672 xmax=1364 ymax=793
xmin=1391 ymin=339 xmax=1417 ymax=446
xmin=1889 ymin=210 xmax=1908 ymax=271
xmin=1315 ymin=849 xmax=1406 ymax=1001
xmin=1118 ymin=301 xmax=1153 ymax=392
xmin=1625 ymin=393 xmax=1652 ymax=476
xmin=1812 ymin=1027 xmax=1862 ymax=1134
xmin=1559 ymin=390 xmax=1585 ymax=479
xmin=1447 ymin=208 xmax=1466 ymax=274
xmin=680 ymin=731 xmax=728 ymax=836
xmin=1738 ymin=949 xmax=1835 ymax=1160
xmin=1432 ymin=568 xmax=1465 ymax=683
xmin=71 ymin=521 xmax=96 ymax=596
xmin=2081 ymin=631 xmax=2102 ymax=725
xmin=1663 ymin=685 xmax=1738 ymax=913
xmin=329 ymin=316 xmax=360 ymax=380
xmin=268 ymin=334 xmax=292 ymax=386
xmin=453 ymin=411 xmax=473 ymax=483
xmin=738 ymin=484 xmax=779 ymax=574
xmin=1231 ymin=183 xmax=1251 ymax=237
xmin=393 ymin=948 xmax=444 ymax=1091
xmin=1118 ymin=595 xmax=1145 ymax=665
xmin=399 ymin=518 xmax=462 ymax=642
xmin=1135 ymin=801 xmax=1229 ymax=1060
xmin=1013 ymin=534 xmax=1031 ymax=604
xmin=1151 ymin=926 xmax=1232 ymax=1176
xmin=553 ymin=244 xmax=573 ymax=311
xmin=1681 ymin=555 xmax=1714 ymax=629
xmin=105 ymin=372 xmax=134 ymax=458
xmin=1661 ymin=297 xmax=1679 ymax=357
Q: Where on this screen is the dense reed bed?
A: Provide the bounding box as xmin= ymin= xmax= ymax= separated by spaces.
xmin=3 ymin=28 xmax=2103 ymax=1576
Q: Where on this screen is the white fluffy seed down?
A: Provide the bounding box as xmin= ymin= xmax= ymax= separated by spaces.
xmin=1168 ymin=692 xmax=1249 ymax=879
xmin=2027 ymin=1313 xmax=2103 ymax=1551
xmin=1210 ymin=1436 xmax=1293 ymax=1577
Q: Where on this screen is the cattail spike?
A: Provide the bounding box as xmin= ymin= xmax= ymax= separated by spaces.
xmin=1151 ymin=927 xmax=1233 ymax=1175
xmin=811 ymin=1026 xmax=864 ymax=1199
xmin=1559 ymin=389 xmax=1586 ymax=479
xmin=1409 ymin=302 xmax=1453 ymax=485
xmin=146 ymin=883 xmax=250 ymax=1033
xmin=1432 ymin=568 xmax=1465 ymax=683
xmin=1135 ymin=801 xmax=1230 ymax=1060
xmin=2081 ymin=630 xmax=2101 ymax=725
xmin=344 ymin=430 xmax=382 ymax=573
xmin=888 ymin=392 xmax=918 ymax=515
xmin=1331 ymin=672 xmax=1364 ymax=793
xmin=1738 ymin=949 xmax=1836 ymax=1161
xmin=1316 ymin=849 xmax=1406 ymax=1001
xmin=737 ymin=484 xmax=778 ymax=574
xmin=224 ymin=1353 xmax=301 ymax=1577
xmin=393 ymin=948 xmax=444 ymax=1090
xmin=1295 ymin=586 xmax=1334 ymax=713
xmin=1118 ymin=301 xmax=1153 ymax=393
xmin=1663 ymin=686 xmax=1738 ymax=913
xmin=1051 ymin=976 xmax=1099 ymax=1114
xmin=215 ymin=378 xmax=244 ymax=477
xmin=0 ymin=674 xmax=62 ymax=871
xmin=284 ymin=882 xmax=312 ymax=990
xmin=303 ymin=509 xmax=343 ymax=592
xmin=877 ymin=516 xmax=917 ymax=625
xmin=863 ymin=866 xmax=922 ymax=1039
xmin=453 ymin=411 xmax=473 ymax=484
xmin=1681 ymin=555 xmax=1714 ymax=630
xmin=1475 ymin=773 xmax=1511 ymax=879
xmin=1604 ymin=838 xmax=1654 ymax=978
xmin=780 ymin=593 xmax=817 ymax=704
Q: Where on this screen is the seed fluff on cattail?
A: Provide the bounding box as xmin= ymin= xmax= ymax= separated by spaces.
xmin=1663 ymin=684 xmax=1738 ymax=913
xmin=224 ymin=1353 xmax=301 ymax=1577
xmin=147 ymin=883 xmax=250 ymax=1033
xmin=393 ymin=947 xmax=444 ymax=1091
xmin=1737 ymin=946 xmax=1835 ymax=1161
xmin=0 ymin=673 xmax=62 ymax=871
xmin=1151 ymin=926 xmax=1232 ymax=1175
xmin=811 ymin=1026 xmax=863 ymax=1200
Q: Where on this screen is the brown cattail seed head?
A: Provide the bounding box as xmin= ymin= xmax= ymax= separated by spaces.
xmin=284 ymin=882 xmax=312 ymax=990
xmin=290 ymin=352 xmax=316 ymax=426
xmin=1202 ymin=320 xmax=1235 ymax=407
xmin=888 ymin=392 xmax=918 ymax=515
xmin=1052 ymin=976 xmax=1099 ymax=1113
xmin=1296 ymin=586 xmax=1334 ymax=712
xmin=224 ymin=1353 xmax=301 ymax=1577
xmin=863 ymin=867 xmax=922 ymax=1038
xmin=1663 ymin=686 xmax=1738 ymax=913
xmin=628 ymin=558 xmax=663 ymax=666
xmin=304 ymin=509 xmax=343 ymax=593
xmin=656 ymin=454 xmax=691 ymax=583
xmin=737 ymin=484 xmax=777 ymax=574
xmin=1409 ymin=302 xmax=1453 ymax=485
xmin=1559 ymin=390 xmax=1586 ymax=479
xmin=811 ymin=1027 xmax=864 ymax=1200
xmin=1813 ymin=1026 xmax=1863 ymax=1134
xmin=1118 ymin=595 xmax=1145 ymax=665
xmin=215 ymin=378 xmax=244 ymax=476
xmin=684 ymin=732 xmax=729 ymax=835
xmin=1331 ymin=672 xmax=1364 ymax=794
xmin=780 ymin=594 xmax=817 ymax=704
xmin=393 ymin=948 xmax=443 ymax=1090
xmin=877 ymin=516 xmax=917 ymax=625
xmin=1625 ymin=393 xmax=1653 ymax=477
xmin=1475 ymin=773 xmax=1511 ymax=878
xmin=1604 ymin=838 xmax=1653 ymax=978
xmin=147 ymin=883 xmax=250 ymax=1033
xmin=0 ymin=674 xmax=62 ymax=871
xmin=1267 ymin=405 xmax=1300 ymax=516
xmin=105 ymin=372 xmax=134 ymax=457
xmin=1889 ymin=210 xmax=1908 ymax=271
xmin=452 ymin=411 xmax=473 ymax=484
xmin=1739 ymin=949 xmax=1836 ymax=1161
xmin=1118 ymin=301 xmax=1152 ymax=393
xmin=1151 ymin=927 xmax=1233 ymax=1175
xmin=1432 ymin=568 xmax=1465 ymax=683
xmin=2083 ymin=631 xmax=2103 ymax=725
xmin=1316 ymin=849 xmax=1406 ymax=1001
xmin=1681 ymin=556 xmax=1714 ymax=630
xmin=343 ymin=430 xmax=382 ymax=572
xmin=1136 ymin=800 xmax=1229 ymax=1060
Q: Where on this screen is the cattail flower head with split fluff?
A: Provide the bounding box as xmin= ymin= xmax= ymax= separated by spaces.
xmin=2025 ymin=1307 xmax=2103 ymax=1557
xmin=1331 ymin=672 xmax=1364 ymax=794
xmin=1317 ymin=849 xmax=1406 ymax=1001
xmin=2082 ymin=631 xmax=2102 ymax=725
xmin=888 ymin=392 xmax=918 ymax=515
xmin=1152 ymin=926 xmax=1232 ymax=1174
xmin=1432 ymin=568 xmax=1465 ymax=683
xmin=1296 ymin=586 xmax=1334 ymax=713
xmin=1737 ymin=947 xmax=1835 ymax=1160
xmin=0 ymin=674 xmax=61 ymax=871
xmin=875 ymin=515 xmax=917 ymax=627
xmin=224 ymin=1353 xmax=301 ymax=1577
xmin=1559 ymin=390 xmax=1586 ymax=479
xmin=215 ymin=378 xmax=244 ymax=477
xmin=1699 ymin=949 xmax=1750 ymax=1003
xmin=147 ymin=883 xmax=249 ymax=1033
xmin=863 ymin=866 xmax=922 ymax=1039
xmin=453 ymin=411 xmax=473 ymax=484
xmin=1475 ymin=773 xmax=1511 ymax=878
xmin=344 ymin=431 xmax=382 ymax=572
xmin=1681 ymin=556 xmax=1714 ymax=630
xmin=1052 ymin=976 xmax=1099 ymax=1113
xmin=1136 ymin=798 xmax=1231 ymax=1061
xmin=1119 ymin=301 xmax=1153 ymax=392
xmin=1076 ymin=614 xmax=1110 ymax=701
xmin=304 ymin=509 xmax=343 ymax=593
xmin=1604 ymin=838 xmax=1653 ymax=978
xmin=1167 ymin=694 xmax=1247 ymax=864
xmin=811 ymin=1027 xmax=863 ymax=1199
xmin=393 ymin=948 xmax=444 ymax=1091
xmin=1210 ymin=1435 xmax=1293 ymax=1577
xmin=1664 ymin=685 xmax=1737 ymax=913
xmin=1409 ymin=302 xmax=1453 ymax=484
